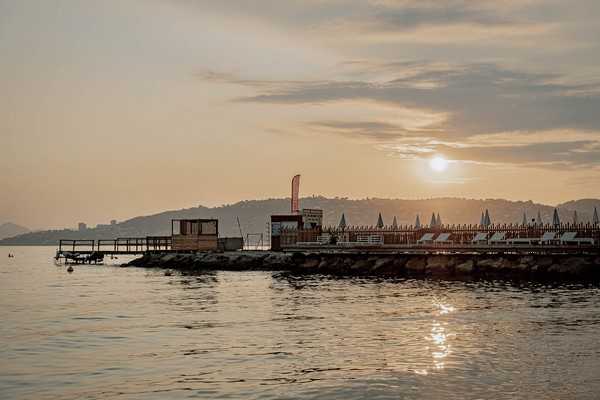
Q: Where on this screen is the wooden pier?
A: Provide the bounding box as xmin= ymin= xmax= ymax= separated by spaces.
xmin=54 ymin=219 xmax=599 ymax=264
xmin=55 ymin=237 xmax=172 ymax=263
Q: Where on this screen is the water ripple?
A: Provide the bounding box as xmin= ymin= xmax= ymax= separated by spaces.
xmin=1 ymin=247 xmax=600 ymax=399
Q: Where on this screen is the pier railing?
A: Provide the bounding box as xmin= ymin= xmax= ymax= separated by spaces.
xmin=58 ymin=236 xmax=172 ymax=254
xmin=58 ymin=239 xmax=96 ymax=253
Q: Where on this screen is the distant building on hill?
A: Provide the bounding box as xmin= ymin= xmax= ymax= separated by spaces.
xmin=78 ymin=222 xmax=87 ymax=231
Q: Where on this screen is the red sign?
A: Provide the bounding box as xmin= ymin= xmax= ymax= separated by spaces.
xmin=291 ymin=174 xmax=300 ymax=213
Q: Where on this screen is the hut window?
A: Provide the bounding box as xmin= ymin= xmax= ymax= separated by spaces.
xmin=180 ymin=221 xmax=189 ymax=235
xmin=173 ymin=220 xmax=181 ymax=235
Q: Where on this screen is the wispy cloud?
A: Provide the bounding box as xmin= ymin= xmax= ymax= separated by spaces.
xmin=370 ymin=1 xmax=513 ymax=30
xmin=201 ymin=61 xmax=600 ymax=168
xmin=230 ymin=62 xmax=600 ymax=136
xmin=380 ymin=140 xmax=600 ymax=168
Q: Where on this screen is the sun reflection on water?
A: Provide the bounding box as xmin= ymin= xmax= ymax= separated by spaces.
xmin=438 ymin=303 xmax=456 ymax=315
xmin=431 ymin=322 xmax=450 ymax=370
xmin=423 ymin=302 xmax=456 ymax=373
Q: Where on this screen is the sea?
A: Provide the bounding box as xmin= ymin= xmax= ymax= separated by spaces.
xmin=1 ymin=246 xmax=600 ymax=399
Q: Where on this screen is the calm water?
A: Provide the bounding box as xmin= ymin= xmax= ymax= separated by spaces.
xmin=1 ymin=247 xmax=600 ymax=399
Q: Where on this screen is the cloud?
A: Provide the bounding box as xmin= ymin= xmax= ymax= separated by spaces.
xmin=177 ymin=0 xmax=546 ymax=34
xmin=309 ymin=120 xmax=445 ymax=141
xmin=229 ymin=62 xmax=600 ymax=136
xmin=200 ymin=61 xmax=600 ymax=168
xmin=309 ymin=120 xmax=412 ymax=140
xmin=380 ymin=140 xmax=600 ymax=168
xmin=348 ymin=0 xmax=517 ymax=34
xmin=172 ymin=0 xmax=572 ymax=50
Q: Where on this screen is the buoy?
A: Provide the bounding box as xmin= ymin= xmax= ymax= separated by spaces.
xmin=67 ymin=266 xmax=74 ymax=273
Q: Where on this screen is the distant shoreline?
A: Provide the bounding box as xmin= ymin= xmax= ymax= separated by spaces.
xmin=3 ymin=197 xmax=599 ymax=246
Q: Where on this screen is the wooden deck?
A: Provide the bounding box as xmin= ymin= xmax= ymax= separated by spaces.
xmin=55 ymin=237 xmax=173 ymax=263
xmin=280 ymin=223 xmax=600 ymax=255
xmin=282 ymin=243 xmax=600 ymax=256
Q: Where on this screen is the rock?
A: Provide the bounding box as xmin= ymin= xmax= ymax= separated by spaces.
xmin=301 ymin=257 xmax=320 ymax=269
xmin=372 ymin=257 xmax=392 ymax=269
xmin=531 ymin=257 xmax=554 ymax=273
xmin=406 ymin=257 xmax=426 ymax=273
xmin=351 ymin=259 xmax=372 ymax=271
xmin=335 ymin=257 xmax=354 ymax=273
xmin=479 ymin=258 xmax=516 ymax=271
xmin=233 ymin=254 xmax=259 ymax=269
xmin=548 ymin=257 xmax=592 ymax=276
xmin=426 ymin=255 xmax=453 ymax=275
xmin=455 ymin=259 xmax=474 ymax=274
xmin=264 ymin=253 xmax=292 ymax=269
xmin=513 ymin=263 xmax=530 ymax=272
xmin=477 ymin=258 xmax=503 ymax=269
xmin=546 ymin=264 xmax=562 ymax=274
xmin=394 ymin=257 xmax=408 ymax=268
xmin=530 ymin=264 xmax=547 ymax=274
xmin=370 ymin=258 xmax=395 ymax=275
xmin=537 ymin=256 xmax=554 ymax=268
xmin=290 ymin=252 xmax=306 ymax=264
xmin=160 ymin=254 xmax=177 ymax=263
xmin=343 ymin=257 xmax=355 ymax=266
xmin=124 ymin=251 xmax=599 ymax=281
xmin=519 ymin=256 xmax=535 ymax=265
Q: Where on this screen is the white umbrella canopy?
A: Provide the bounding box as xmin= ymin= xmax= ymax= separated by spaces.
xmin=552 ymin=208 xmax=560 ymax=226
xmin=430 ymin=213 xmax=437 ymax=228
xmin=376 ymin=213 xmax=384 ymax=229
xmin=484 ymin=209 xmax=491 ymax=227
xmin=436 ymin=213 xmax=442 ymax=227
xmin=338 ymin=213 xmax=347 ymax=229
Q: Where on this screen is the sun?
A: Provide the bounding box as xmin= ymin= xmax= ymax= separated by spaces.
xmin=429 ymin=156 xmax=448 ymax=172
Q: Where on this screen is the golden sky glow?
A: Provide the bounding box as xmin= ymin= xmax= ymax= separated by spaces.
xmin=2 ymin=0 xmax=600 ymax=228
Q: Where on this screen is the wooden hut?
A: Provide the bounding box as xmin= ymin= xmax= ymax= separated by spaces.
xmin=171 ymin=219 xmax=218 ymax=251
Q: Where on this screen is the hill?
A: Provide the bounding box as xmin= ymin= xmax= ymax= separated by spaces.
xmin=557 ymin=199 xmax=600 ymax=216
xmin=1 ymin=197 xmax=598 ymax=246
xmin=0 ymin=222 xmax=30 ymax=240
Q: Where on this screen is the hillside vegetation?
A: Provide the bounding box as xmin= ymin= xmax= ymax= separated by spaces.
xmin=1 ymin=197 xmax=598 ymax=245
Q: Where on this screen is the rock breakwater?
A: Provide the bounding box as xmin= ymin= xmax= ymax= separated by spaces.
xmin=125 ymin=251 xmax=600 ymax=280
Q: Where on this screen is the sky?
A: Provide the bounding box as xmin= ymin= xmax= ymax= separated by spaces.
xmin=1 ymin=0 xmax=600 ymax=229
